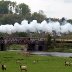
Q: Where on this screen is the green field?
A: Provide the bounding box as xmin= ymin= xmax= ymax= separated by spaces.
xmin=0 ymin=51 xmax=72 ymax=72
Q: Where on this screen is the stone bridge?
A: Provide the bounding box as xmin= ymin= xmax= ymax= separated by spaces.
xmin=0 ymin=37 xmax=47 ymax=51
xmin=1 ymin=37 xmax=72 ymax=51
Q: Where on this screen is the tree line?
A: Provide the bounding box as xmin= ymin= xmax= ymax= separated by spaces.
xmin=0 ymin=0 xmax=47 ymax=25
xmin=0 ymin=0 xmax=72 ymax=25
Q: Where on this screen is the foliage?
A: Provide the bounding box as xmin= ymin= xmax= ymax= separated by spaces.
xmin=0 ymin=32 xmax=28 ymax=38
xmin=0 ymin=32 xmax=10 ymax=37
xmin=0 ymin=14 xmax=24 ymax=25
xmin=46 ymin=34 xmax=53 ymax=49
xmin=0 ymin=1 xmax=48 ymax=24
xmin=18 ymin=3 xmax=31 ymax=16
xmin=13 ymin=32 xmax=28 ymax=37
xmin=0 ymin=1 xmax=72 ymax=25
xmin=67 ymin=19 xmax=72 ymax=24
xmin=0 ymin=1 xmax=10 ymax=14
xmin=31 ymin=12 xmax=46 ymax=23
xmin=9 ymin=44 xmax=26 ymax=50
xmin=46 ymin=18 xmax=59 ymax=22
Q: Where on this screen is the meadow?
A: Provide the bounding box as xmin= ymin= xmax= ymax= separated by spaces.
xmin=0 ymin=51 xmax=72 ymax=72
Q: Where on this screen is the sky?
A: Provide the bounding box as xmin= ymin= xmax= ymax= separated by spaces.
xmin=6 ymin=0 xmax=72 ymax=19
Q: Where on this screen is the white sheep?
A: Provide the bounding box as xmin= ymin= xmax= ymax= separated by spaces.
xmin=33 ymin=60 xmax=36 ymax=64
xmin=33 ymin=60 xmax=38 ymax=64
xmin=20 ymin=65 xmax=27 ymax=72
xmin=69 ymin=62 xmax=72 ymax=66
xmin=16 ymin=60 xmax=21 ymax=64
xmin=1 ymin=64 xmax=6 ymax=70
xmin=65 ymin=61 xmax=70 ymax=66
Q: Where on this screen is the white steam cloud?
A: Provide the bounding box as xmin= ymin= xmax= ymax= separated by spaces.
xmin=0 ymin=20 xmax=72 ymax=35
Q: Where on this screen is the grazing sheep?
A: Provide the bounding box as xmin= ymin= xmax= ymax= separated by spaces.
xmin=1 ymin=64 xmax=6 ymax=70
xmin=33 ymin=60 xmax=38 ymax=64
xmin=69 ymin=62 xmax=72 ymax=66
xmin=16 ymin=60 xmax=21 ymax=64
xmin=23 ymin=52 xmax=30 ymax=57
xmin=65 ymin=61 xmax=70 ymax=66
xmin=33 ymin=60 xmax=36 ymax=64
xmin=20 ymin=65 xmax=27 ymax=72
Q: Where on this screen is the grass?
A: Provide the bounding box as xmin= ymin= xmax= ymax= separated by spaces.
xmin=8 ymin=44 xmax=26 ymax=50
xmin=0 ymin=51 xmax=72 ymax=72
xmin=47 ymin=47 xmax=72 ymax=53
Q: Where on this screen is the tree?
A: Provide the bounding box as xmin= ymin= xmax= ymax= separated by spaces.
xmin=59 ymin=17 xmax=66 ymax=25
xmin=31 ymin=12 xmax=46 ymax=23
xmin=0 ymin=14 xmax=24 ymax=25
xmin=67 ymin=19 xmax=72 ymax=24
xmin=0 ymin=1 xmax=17 ymax=14
xmin=13 ymin=32 xmax=28 ymax=37
xmin=18 ymin=3 xmax=31 ymax=16
xmin=0 ymin=1 xmax=10 ymax=14
xmin=46 ymin=34 xmax=52 ymax=49
xmin=8 ymin=2 xmax=16 ymax=14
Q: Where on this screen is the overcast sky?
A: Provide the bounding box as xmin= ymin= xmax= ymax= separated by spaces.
xmin=7 ymin=0 xmax=72 ymax=19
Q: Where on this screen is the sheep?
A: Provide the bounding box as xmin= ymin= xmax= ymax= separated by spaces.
xmin=23 ymin=52 xmax=30 ymax=57
xmin=33 ymin=60 xmax=36 ymax=64
xmin=33 ymin=60 xmax=38 ymax=64
xmin=65 ymin=61 xmax=70 ymax=66
xmin=16 ymin=60 xmax=21 ymax=64
xmin=20 ymin=65 xmax=27 ymax=72
xmin=1 ymin=64 xmax=6 ymax=70
xmin=69 ymin=62 xmax=72 ymax=66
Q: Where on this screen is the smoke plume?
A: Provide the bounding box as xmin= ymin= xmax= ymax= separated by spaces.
xmin=0 ymin=19 xmax=72 ymax=35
